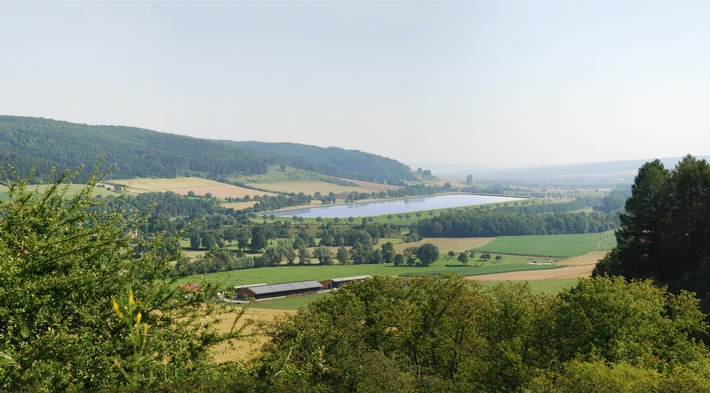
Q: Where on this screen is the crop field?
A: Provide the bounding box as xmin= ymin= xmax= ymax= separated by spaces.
xmin=347 ymin=179 xmax=402 ymax=192
xmin=208 ymin=306 xmax=296 ymax=362
xmin=598 ymin=231 xmax=617 ymax=250
xmin=109 ymin=177 xmax=277 ymax=199
xmin=474 ymin=231 xmax=616 ymax=257
xmin=391 ymin=237 xmax=496 ymax=254
xmin=0 ymin=183 xmax=118 ymax=199
xmin=246 ymin=180 xmax=372 ymax=196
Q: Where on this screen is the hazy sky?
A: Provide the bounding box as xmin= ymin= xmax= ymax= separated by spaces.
xmin=2 ymin=1 xmax=709 ymax=169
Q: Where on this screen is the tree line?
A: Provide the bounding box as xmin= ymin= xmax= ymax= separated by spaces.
xmin=417 ymin=210 xmax=619 ymax=237
xmin=595 ymin=155 xmax=710 ymax=312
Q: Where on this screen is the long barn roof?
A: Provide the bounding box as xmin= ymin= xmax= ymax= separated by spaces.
xmin=247 ymin=280 xmax=323 ymax=295
xmin=330 ymin=275 xmax=371 ymax=283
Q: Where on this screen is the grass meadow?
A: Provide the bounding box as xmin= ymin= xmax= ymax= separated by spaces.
xmin=474 ymin=231 xmax=616 ymax=257
xmin=0 ymin=183 xmax=118 ymax=200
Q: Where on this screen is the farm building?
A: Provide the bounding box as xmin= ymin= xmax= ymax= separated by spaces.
xmin=236 ymin=280 xmax=323 ymax=301
xmin=320 ymin=275 xmax=372 ymax=290
xmin=234 ymin=283 xmax=267 ymax=291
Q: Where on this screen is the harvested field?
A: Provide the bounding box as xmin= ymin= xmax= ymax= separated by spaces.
xmin=109 ymin=177 xmax=276 ymax=199
xmin=394 ymin=237 xmax=495 ymax=254
xmin=467 ymin=251 xmax=607 ymax=281
xmin=348 ymin=179 xmax=402 ymax=192
xmin=247 ymin=181 xmax=371 ymax=195
xmin=211 ymin=306 xmax=295 ymax=363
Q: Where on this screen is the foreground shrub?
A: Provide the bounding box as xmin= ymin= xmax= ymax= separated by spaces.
xmin=0 ymin=166 xmax=243 ymax=391
xmin=250 ymin=274 xmax=710 ymax=392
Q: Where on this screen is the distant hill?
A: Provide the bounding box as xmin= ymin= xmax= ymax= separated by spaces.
xmin=443 ymin=157 xmax=710 ymax=184
xmin=0 ymin=116 xmax=415 ymax=184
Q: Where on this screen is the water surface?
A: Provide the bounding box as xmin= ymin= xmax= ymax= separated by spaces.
xmin=266 ymin=194 xmax=525 ymax=219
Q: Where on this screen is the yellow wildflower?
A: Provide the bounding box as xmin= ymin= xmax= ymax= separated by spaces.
xmin=111 ymin=298 xmax=123 ymax=319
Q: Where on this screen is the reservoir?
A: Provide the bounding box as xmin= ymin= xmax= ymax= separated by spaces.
xmin=265 ymin=194 xmax=525 ymax=219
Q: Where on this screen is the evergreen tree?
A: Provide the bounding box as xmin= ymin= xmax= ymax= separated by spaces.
xmin=594 ymin=155 xmax=710 ymax=312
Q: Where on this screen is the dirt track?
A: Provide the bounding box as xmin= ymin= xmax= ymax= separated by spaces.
xmin=466 ymin=251 xmax=607 ymax=282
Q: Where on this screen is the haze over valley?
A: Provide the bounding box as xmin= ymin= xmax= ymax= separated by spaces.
xmin=3 ymin=1 xmax=710 ymax=391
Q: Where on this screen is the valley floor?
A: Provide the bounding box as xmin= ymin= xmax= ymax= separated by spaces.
xmin=466 ymin=251 xmax=605 ymax=281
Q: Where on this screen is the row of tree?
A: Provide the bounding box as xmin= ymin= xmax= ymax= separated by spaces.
xmin=417 ymin=210 xmax=619 ymax=237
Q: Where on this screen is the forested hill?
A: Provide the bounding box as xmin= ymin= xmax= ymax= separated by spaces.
xmin=0 ymin=116 xmax=414 ymax=183
xmin=238 ymin=141 xmax=415 ymax=184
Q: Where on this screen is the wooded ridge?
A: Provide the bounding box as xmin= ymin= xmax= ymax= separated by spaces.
xmin=0 ymin=116 xmax=415 ymax=184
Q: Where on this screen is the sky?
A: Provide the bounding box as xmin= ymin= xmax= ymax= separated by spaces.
xmin=1 ymin=1 xmax=709 ymax=169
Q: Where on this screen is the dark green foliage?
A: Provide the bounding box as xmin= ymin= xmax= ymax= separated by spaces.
xmin=0 ymin=116 xmax=271 ymax=181
xmin=335 ymin=246 xmax=349 ymax=264
xmin=313 ymin=246 xmax=334 ymax=265
xmin=416 ymin=243 xmax=439 ymax=266
xmin=418 ymin=209 xmax=618 ymax=237
xmin=380 ymin=242 xmax=395 ymax=263
xmin=458 ymin=252 xmax=469 ymax=263
xmin=0 ymin=167 xmax=242 ymax=390
xmin=175 ymin=249 xmax=257 ymax=274
xmin=0 ymin=116 xmax=416 ymax=184
xmin=594 ymin=186 xmax=631 ymax=214
xmin=595 ymin=155 xmax=710 ymax=312
xmin=238 ymin=141 xmax=415 ymax=183
xmin=250 ymin=275 xmax=710 ymax=392
xmin=495 ymin=197 xmax=596 ymax=214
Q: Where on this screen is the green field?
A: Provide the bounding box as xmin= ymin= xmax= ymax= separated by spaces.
xmin=175 ymin=256 xmax=561 ymax=289
xmin=474 ymin=231 xmax=615 ymax=257
xmin=0 ymin=184 xmax=118 ymax=199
